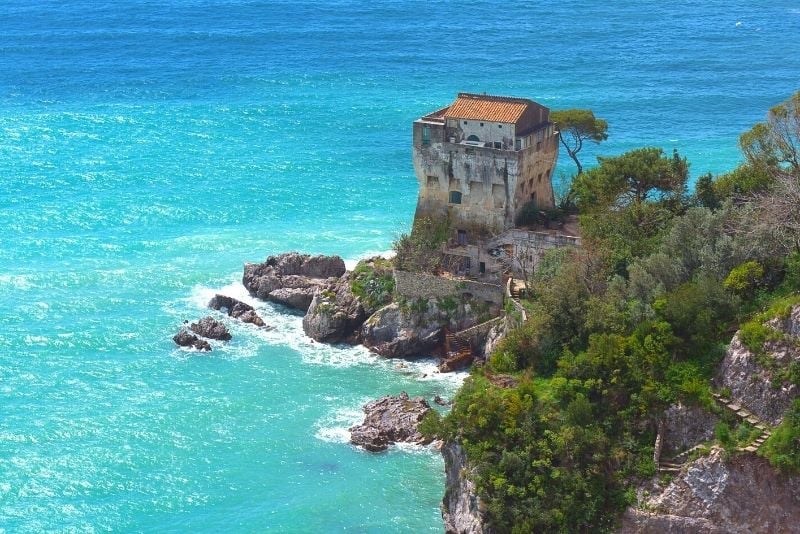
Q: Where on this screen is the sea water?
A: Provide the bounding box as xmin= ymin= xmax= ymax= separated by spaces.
xmin=1 ymin=1 xmax=799 ymax=531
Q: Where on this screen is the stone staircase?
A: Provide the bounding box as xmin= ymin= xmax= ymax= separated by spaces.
xmin=711 ymin=392 xmax=773 ymax=453
xmin=439 ymin=331 xmax=474 ymax=372
xmin=657 ymin=393 xmax=772 ymax=473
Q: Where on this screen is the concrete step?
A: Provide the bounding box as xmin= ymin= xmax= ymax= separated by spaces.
xmin=746 ymin=416 xmax=760 ymax=425
xmin=737 ymin=409 xmax=752 ymax=418
xmin=658 ymin=467 xmax=681 ymax=473
xmin=727 ymin=403 xmax=741 ymax=411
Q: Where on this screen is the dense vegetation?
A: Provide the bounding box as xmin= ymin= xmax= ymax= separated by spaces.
xmin=433 ymin=92 xmax=800 ymax=532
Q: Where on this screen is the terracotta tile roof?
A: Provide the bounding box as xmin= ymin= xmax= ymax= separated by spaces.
xmin=443 ymin=93 xmax=532 ymax=124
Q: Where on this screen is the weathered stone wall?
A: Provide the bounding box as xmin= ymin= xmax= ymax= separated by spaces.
xmin=412 ymin=117 xmax=558 ymax=239
xmin=393 ymin=270 xmax=504 ymax=307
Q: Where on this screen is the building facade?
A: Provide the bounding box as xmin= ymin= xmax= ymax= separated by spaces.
xmin=411 ymin=93 xmax=571 ymax=281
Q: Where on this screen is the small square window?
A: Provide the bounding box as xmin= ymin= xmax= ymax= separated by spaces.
xmin=480 ymin=122 xmax=484 ymax=127
xmin=449 ymin=191 xmax=462 ymax=204
xmin=498 ymin=124 xmax=503 ymax=128
xmin=463 ymin=121 xmax=468 ymax=125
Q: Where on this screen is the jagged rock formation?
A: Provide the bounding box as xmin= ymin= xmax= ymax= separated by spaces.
xmin=714 ymin=306 xmax=800 ymax=425
xmin=360 ymin=302 xmax=445 ymax=358
xmin=620 ymin=447 xmax=800 ymax=533
xmin=662 ymin=403 xmax=718 ymax=456
xmin=302 ymin=272 xmax=369 ymax=344
xmin=349 ymin=392 xmax=432 ymax=452
xmin=243 ymin=252 xmax=346 ymax=312
xmin=189 ymin=316 xmax=232 ymax=341
xmin=442 ymin=441 xmax=485 ymax=534
xmin=173 ymin=329 xmax=212 ymax=351
xmin=208 ymin=294 xmax=267 ymax=327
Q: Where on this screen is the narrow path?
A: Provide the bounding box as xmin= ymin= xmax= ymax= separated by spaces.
xmin=657 ymin=392 xmax=773 ymax=472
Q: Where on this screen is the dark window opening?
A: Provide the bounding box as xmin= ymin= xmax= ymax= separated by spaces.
xmin=515 ymin=139 xmax=521 ymax=150
xmin=531 ymin=192 xmax=537 ymax=203
xmin=498 ymin=124 xmax=503 ymax=128
xmin=479 ymin=261 xmax=486 ymax=274
xmin=480 ymin=122 xmax=484 ymax=127
xmin=457 ymin=229 xmax=467 ymax=245
xmin=449 ymin=191 xmax=462 ymax=204
xmin=463 ymin=121 xmax=468 ymax=125
xmin=494 ymin=141 xmax=501 ymax=149
xmin=538 ymin=173 xmax=542 ymax=183
xmin=422 ymin=126 xmax=430 ymax=146
xmin=467 ymin=134 xmax=480 ymax=143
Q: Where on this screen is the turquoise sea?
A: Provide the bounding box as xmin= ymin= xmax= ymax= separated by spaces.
xmin=1 ymin=1 xmax=799 ymax=531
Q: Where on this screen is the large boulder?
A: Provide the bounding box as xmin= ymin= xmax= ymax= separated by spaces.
xmin=360 ymin=302 xmax=443 ymax=358
xmin=242 ymin=252 xmax=346 ymax=312
xmin=173 ymin=329 xmax=212 ymax=351
xmin=208 ymin=294 xmax=267 ymax=328
xmin=349 ymin=392 xmax=432 ymax=452
xmin=302 ymin=273 xmax=368 ymax=344
xmin=189 ymin=316 xmax=232 ymax=341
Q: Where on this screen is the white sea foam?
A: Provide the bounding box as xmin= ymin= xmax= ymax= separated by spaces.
xmin=314 ymin=405 xmax=365 ymax=444
xmin=343 ymin=249 xmax=395 ymax=270
xmin=177 ymin=274 xmax=472 ymax=387
xmin=0 ymin=273 xmax=34 ymax=290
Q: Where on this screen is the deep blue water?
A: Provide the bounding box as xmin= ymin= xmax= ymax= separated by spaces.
xmin=1 ymin=1 xmax=799 ymax=531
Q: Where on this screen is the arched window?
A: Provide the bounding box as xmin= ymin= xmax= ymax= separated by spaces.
xmin=449 ymin=191 xmax=462 ymax=204
xmin=466 ymin=135 xmax=480 ymax=143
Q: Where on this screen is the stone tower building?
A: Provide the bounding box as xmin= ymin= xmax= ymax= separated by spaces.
xmin=410 ymin=93 xmax=565 ymax=280
xmin=411 ymin=92 xmax=559 ymax=239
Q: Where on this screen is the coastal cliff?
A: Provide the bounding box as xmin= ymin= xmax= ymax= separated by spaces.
xmin=620 ymin=447 xmax=800 ymax=533
xmin=441 ymin=442 xmax=485 ymax=534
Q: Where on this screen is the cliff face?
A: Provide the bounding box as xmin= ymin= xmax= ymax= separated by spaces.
xmin=620 ymin=448 xmax=800 ymax=534
xmin=715 ymin=305 xmax=800 ymax=426
xmin=441 ymin=441 xmax=485 ymax=534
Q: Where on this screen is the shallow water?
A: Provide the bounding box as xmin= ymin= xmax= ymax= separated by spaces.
xmin=1 ymin=1 xmax=799 ymax=531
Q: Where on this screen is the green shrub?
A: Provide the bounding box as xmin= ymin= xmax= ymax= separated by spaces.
xmin=761 ymin=399 xmax=800 ymax=473
xmin=350 ymin=258 xmax=395 ymax=310
xmin=724 ymin=261 xmax=764 ymax=296
xmin=418 ymin=409 xmax=442 ymax=440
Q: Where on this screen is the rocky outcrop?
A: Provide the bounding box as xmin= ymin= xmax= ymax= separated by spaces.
xmin=349 ymin=392 xmax=432 ymax=452
xmin=663 ymin=403 xmax=718 ymax=455
xmin=302 ymin=272 xmax=368 ymax=344
xmin=208 ymin=294 xmax=267 ymax=328
xmin=714 ymin=307 xmax=800 ymax=426
xmin=189 ymin=316 xmax=232 ymax=341
xmin=620 ymin=447 xmax=800 ymax=533
xmin=173 ymin=329 xmax=212 ymax=351
xmin=442 ymin=441 xmax=485 ymax=534
xmin=360 ymin=302 xmax=444 ymax=358
xmin=243 ymin=252 xmax=346 ymax=312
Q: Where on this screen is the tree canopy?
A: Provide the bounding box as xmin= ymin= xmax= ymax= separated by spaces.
xmin=550 ymin=108 xmax=608 ymax=175
xmin=740 ymin=90 xmax=800 ymax=174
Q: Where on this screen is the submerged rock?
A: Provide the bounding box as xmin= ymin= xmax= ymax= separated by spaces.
xmin=242 ymin=252 xmax=346 ymax=312
xmin=189 ymin=316 xmax=232 ymax=341
xmin=208 ymin=294 xmax=267 ymax=328
xmin=349 ymin=392 xmax=432 ymax=452
xmin=173 ymin=329 xmax=212 ymax=352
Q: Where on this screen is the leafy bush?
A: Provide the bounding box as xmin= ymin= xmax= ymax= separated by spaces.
xmin=761 ymin=399 xmax=800 ymax=473
xmin=350 ymin=258 xmax=394 ymax=310
xmin=724 ymin=261 xmax=764 ymax=297
xmin=392 ymin=217 xmax=449 ymax=273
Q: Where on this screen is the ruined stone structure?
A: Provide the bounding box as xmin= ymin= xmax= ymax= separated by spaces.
xmin=411 ymin=93 xmax=577 ymax=281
